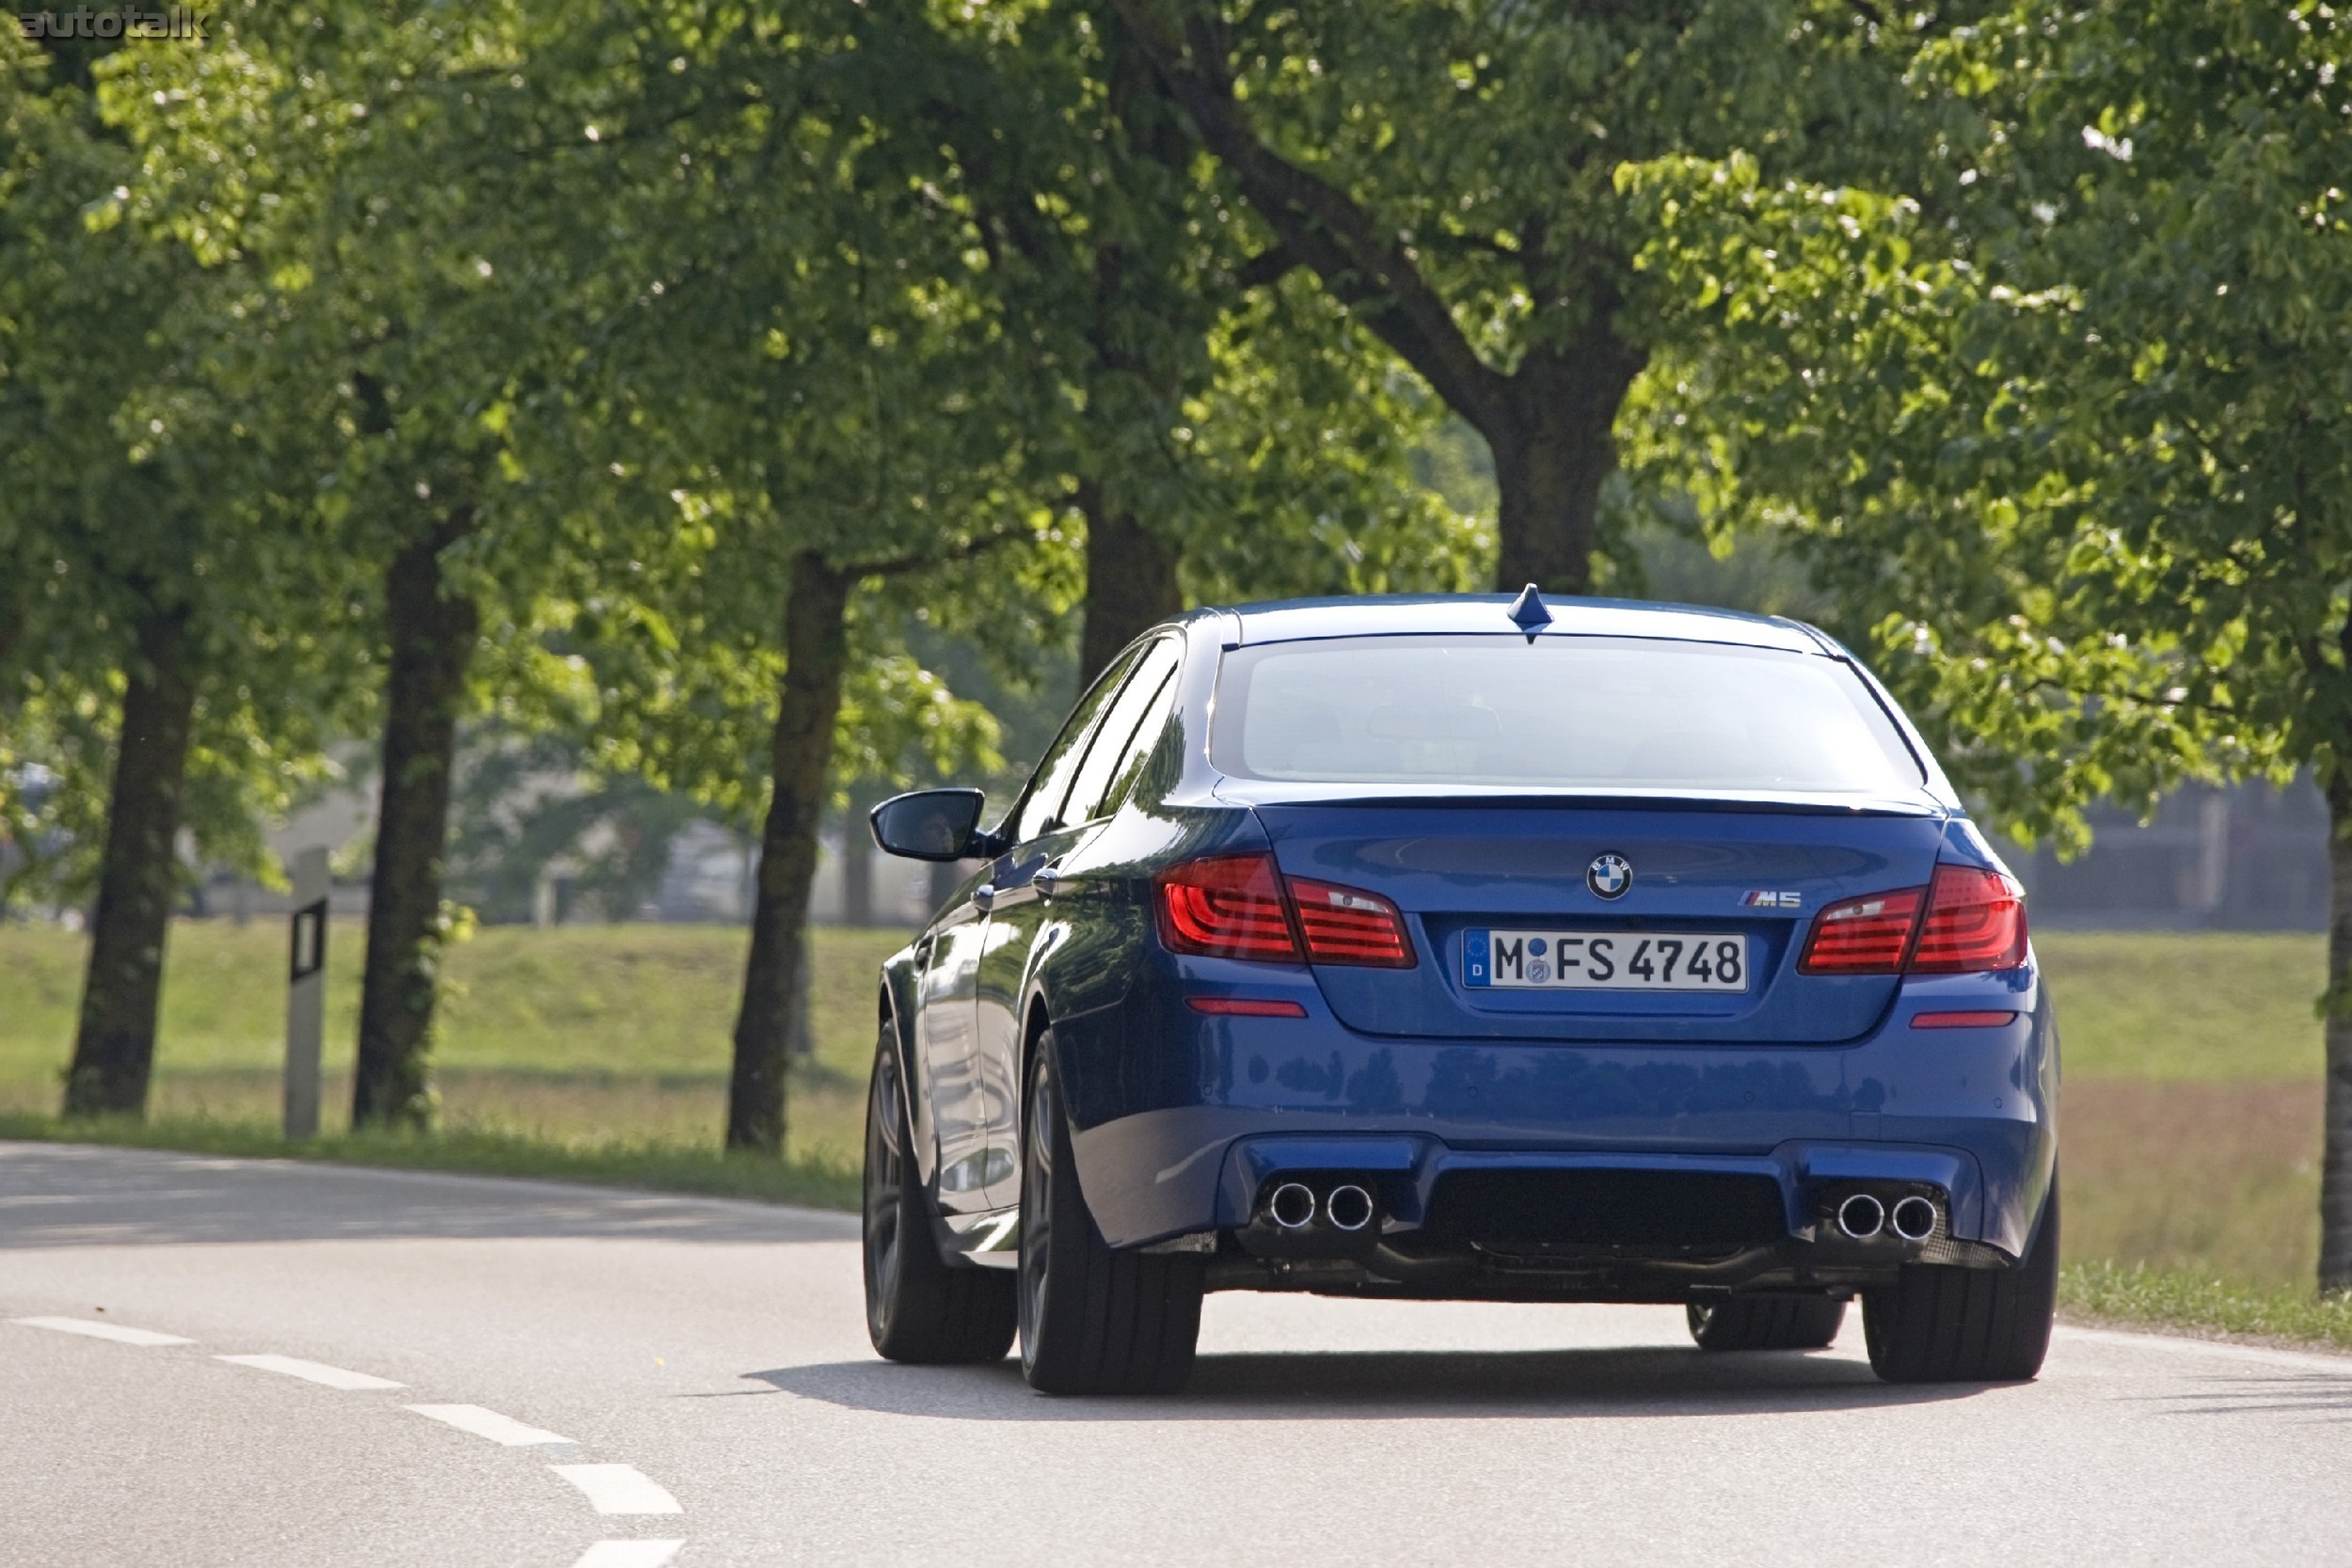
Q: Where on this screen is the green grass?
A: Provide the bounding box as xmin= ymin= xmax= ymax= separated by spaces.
xmin=2035 ymin=929 xmax=2324 ymax=1080
xmin=0 ymin=920 xmax=907 ymax=1077
xmin=0 ymin=922 xmax=905 ymax=1161
xmin=2060 ymin=1260 xmax=2352 ymax=1354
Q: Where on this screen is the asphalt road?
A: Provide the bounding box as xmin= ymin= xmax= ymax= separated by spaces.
xmin=4 ymin=1143 xmax=2348 ymax=1567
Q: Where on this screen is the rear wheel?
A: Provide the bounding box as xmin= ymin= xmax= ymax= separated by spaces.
xmin=1686 ymin=1294 xmax=1847 ymax=1351
xmin=1018 ymin=1032 xmax=1203 ymax=1395
xmin=1863 ymin=1185 xmax=2058 ymax=1384
xmin=863 ymin=1027 xmax=1016 ymax=1364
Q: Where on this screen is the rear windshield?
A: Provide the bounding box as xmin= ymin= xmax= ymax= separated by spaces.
xmin=1212 ymin=635 xmax=1925 ymax=794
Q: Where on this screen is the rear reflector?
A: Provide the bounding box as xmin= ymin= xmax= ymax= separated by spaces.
xmin=1286 ymin=877 xmax=1417 ymax=969
xmin=1154 ymin=855 xmax=1301 ymax=962
xmin=1798 ymin=887 xmax=1924 ymax=974
xmin=1798 ymin=863 xmax=2028 ymax=976
xmin=1910 ymin=864 xmax=2028 ymax=974
xmin=1185 ymin=996 xmax=1309 ymax=1017
xmin=1911 ymin=1009 xmax=2018 ymax=1029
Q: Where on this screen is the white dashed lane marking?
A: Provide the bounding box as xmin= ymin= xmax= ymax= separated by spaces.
xmin=550 ymin=1465 xmax=684 ymax=1515
xmin=404 ymin=1403 xmax=576 ymax=1447
xmin=11 ymin=1315 xmax=193 ymax=1347
xmin=570 ymin=1541 xmax=685 ymax=1568
xmin=15 ymin=1313 xmax=690 ymax=1542
xmin=216 ymin=1354 xmax=405 ymax=1391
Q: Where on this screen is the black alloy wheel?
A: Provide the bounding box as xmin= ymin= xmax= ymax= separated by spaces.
xmin=862 ymin=1026 xmax=1015 ymax=1363
xmin=1686 ymin=1294 xmax=1848 ymax=1351
xmin=1017 ymin=1031 xmax=1203 ymax=1395
xmin=1863 ymin=1183 xmax=2060 ymax=1384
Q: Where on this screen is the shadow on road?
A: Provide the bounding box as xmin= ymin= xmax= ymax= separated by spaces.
xmin=0 ymin=1142 xmax=855 ymax=1249
xmin=743 ymin=1346 xmax=1990 ymax=1420
xmin=2133 ymin=1373 xmax=2352 ymax=1421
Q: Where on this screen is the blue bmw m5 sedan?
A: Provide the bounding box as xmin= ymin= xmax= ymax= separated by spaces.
xmin=862 ymin=593 xmax=2058 ymax=1394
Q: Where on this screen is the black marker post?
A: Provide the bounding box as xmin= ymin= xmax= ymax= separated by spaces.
xmin=282 ymin=847 xmax=329 ymax=1139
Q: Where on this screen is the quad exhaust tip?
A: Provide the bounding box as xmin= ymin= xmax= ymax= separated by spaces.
xmin=1326 ymin=1184 xmax=1375 ymax=1232
xmin=1268 ymin=1182 xmax=1317 ymax=1229
xmin=1836 ymin=1193 xmax=1885 ymax=1241
xmin=1890 ymin=1196 xmax=1939 ymax=1243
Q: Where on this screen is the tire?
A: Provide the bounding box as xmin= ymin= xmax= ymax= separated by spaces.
xmin=1863 ymin=1184 xmax=2059 ymax=1384
xmin=1018 ymin=1032 xmax=1203 ymax=1395
xmin=863 ymin=1026 xmax=1016 ymax=1364
xmin=1687 ymin=1294 xmax=1847 ymax=1351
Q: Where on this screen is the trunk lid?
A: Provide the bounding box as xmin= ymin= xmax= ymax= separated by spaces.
xmin=1251 ymin=799 xmax=1948 ymax=1044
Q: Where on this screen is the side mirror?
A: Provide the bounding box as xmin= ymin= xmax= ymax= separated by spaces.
xmin=869 ymin=788 xmax=993 ymax=862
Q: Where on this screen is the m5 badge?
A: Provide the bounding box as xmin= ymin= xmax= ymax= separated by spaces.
xmin=1743 ymin=890 xmax=1804 ymax=909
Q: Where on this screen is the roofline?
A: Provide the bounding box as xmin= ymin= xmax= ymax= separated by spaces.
xmin=1181 ymin=593 xmax=1836 ymax=656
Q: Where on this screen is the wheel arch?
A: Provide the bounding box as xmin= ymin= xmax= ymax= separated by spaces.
xmin=1018 ymin=990 xmax=1056 ymax=1115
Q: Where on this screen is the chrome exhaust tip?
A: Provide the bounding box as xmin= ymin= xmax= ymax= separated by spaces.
xmin=1268 ymin=1181 xmax=1317 ymax=1229
xmin=1890 ymin=1196 xmax=1939 ymax=1243
xmin=1837 ymin=1193 xmax=1886 ymax=1241
xmin=1326 ymin=1183 xmax=1375 ymax=1232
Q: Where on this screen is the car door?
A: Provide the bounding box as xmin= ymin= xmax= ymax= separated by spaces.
xmin=973 ymin=638 xmax=1182 ymax=1209
xmin=965 ymin=645 xmax=1152 ymax=1209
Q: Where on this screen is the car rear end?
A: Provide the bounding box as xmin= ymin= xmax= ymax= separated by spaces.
xmin=1062 ymin=607 xmax=2056 ymax=1374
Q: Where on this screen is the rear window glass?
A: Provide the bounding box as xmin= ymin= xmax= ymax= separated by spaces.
xmin=1212 ymin=635 xmax=1924 ymax=794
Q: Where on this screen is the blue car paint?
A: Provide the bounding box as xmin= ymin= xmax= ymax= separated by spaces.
xmin=879 ymin=594 xmax=2058 ymax=1283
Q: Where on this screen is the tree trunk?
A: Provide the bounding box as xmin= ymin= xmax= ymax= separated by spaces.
xmin=353 ymin=514 xmax=479 ymax=1130
xmin=62 ymin=605 xmax=198 ymax=1117
xmin=728 ymin=551 xmax=852 ymax=1154
xmin=1486 ymin=344 xmax=1645 ymax=596
xmin=1079 ymin=484 xmax=1182 ymax=685
xmin=2320 ymin=770 xmax=2352 ymax=1291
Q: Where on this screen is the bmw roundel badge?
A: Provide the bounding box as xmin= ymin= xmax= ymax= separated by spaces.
xmin=1586 ymin=852 xmax=1633 ymax=900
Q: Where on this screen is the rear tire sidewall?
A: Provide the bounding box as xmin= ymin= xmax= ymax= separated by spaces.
xmin=1017 ymin=1042 xmax=1065 ymax=1384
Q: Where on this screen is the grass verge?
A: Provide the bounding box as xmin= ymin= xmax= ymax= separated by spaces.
xmin=2061 ymin=1259 xmax=2352 ymax=1355
xmin=0 ymin=1112 xmax=862 ymax=1212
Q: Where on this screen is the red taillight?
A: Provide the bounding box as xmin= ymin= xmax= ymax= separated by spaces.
xmin=1797 ymin=863 xmax=2028 ymax=976
xmin=1154 ymin=855 xmax=1300 ymax=962
xmin=1287 ymin=878 xmax=1418 ymax=969
xmin=1152 ymin=856 xmax=1418 ymax=969
xmin=1798 ymin=886 xmax=1924 ymax=974
xmin=1910 ymin=864 xmax=2028 ymax=974
xmin=1185 ymin=996 xmax=1309 ymax=1017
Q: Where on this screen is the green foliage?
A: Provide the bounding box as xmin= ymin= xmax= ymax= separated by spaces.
xmin=1619 ymin=3 xmax=2352 ymax=851
xmin=0 ymin=34 xmax=365 ymax=906
xmin=1177 ymin=277 xmax=1491 ymax=602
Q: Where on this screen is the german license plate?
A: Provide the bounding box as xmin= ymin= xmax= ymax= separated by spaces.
xmin=1464 ymin=929 xmax=1748 ymax=991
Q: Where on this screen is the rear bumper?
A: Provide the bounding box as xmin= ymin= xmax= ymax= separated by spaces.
xmin=1057 ymin=967 xmax=2057 ymax=1267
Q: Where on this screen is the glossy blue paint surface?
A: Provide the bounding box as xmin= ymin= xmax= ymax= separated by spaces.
xmin=1060 ymin=945 xmax=2055 ymax=1257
